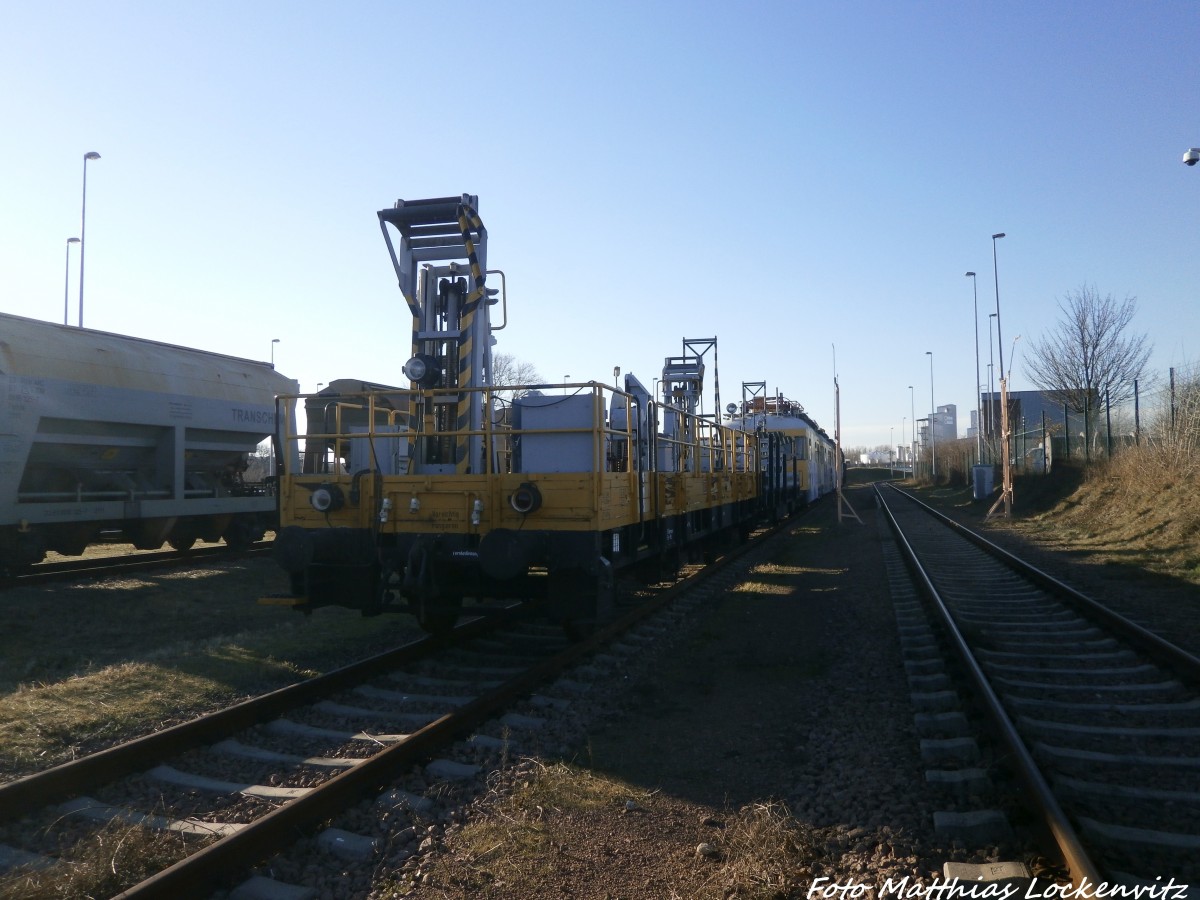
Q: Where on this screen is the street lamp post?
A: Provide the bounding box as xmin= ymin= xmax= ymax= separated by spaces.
xmin=78 ymin=151 xmax=101 ymax=328
xmin=63 ymin=237 xmax=80 ymax=325
xmin=926 ymin=351 xmax=936 ymax=479
xmin=966 ymin=271 xmax=982 ymax=459
xmin=901 ymin=416 xmax=906 ymax=467
xmin=271 ymin=338 xmax=280 ymax=367
xmin=908 ymin=385 xmax=916 ymax=477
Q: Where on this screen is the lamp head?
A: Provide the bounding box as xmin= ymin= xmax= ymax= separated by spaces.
xmin=403 ymin=353 xmax=442 ymax=388
xmin=67 ymin=237 xmax=80 ymax=244
xmin=84 ymin=151 xmax=101 ymax=161
xmin=965 ymin=271 xmax=975 ymax=277
xmin=992 ymin=232 xmax=1005 ymax=240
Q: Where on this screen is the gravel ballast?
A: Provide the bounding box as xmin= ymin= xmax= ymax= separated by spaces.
xmin=344 ymin=485 xmax=1045 ymax=898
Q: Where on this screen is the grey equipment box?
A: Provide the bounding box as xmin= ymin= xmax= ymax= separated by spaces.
xmin=513 ymin=394 xmax=596 ymax=473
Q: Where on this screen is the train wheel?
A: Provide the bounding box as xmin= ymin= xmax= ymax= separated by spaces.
xmin=660 ymin=546 xmax=682 ymax=582
xmin=553 ymin=562 xmax=615 ymax=641
xmin=375 ymin=564 xmax=402 ymax=614
xmin=222 ymin=520 xmax=258 ymax=551
xmin=1 ymin=533 xmax=43 ymax=575
xmin=168 ymin=536 xmax=197 ymax=552
xmin=403 ymin=540 xmax=459 ymax=634
xmin=14 ymin=532 xmax=47 ymax=567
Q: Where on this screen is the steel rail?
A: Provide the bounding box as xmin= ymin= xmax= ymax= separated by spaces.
xmin=874 ymin=484 xmax=1105 ymax=889
xmin=882 ymin=483 xmax=1200 ymax=684
xmin=114 ymin=517 xmax=794 ymax=899
xmin=0 ymin=605 xmax=523 ymax=819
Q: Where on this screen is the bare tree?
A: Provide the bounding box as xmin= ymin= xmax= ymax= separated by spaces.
xmin=1024 ymin=283 xmax=1152 ymax=411
xmin=490 ymin=351 xmax=542 ymax=402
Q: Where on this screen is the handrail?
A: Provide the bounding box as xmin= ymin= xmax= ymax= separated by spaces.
xmin=280 ymin=383 xmax=760 ymax=477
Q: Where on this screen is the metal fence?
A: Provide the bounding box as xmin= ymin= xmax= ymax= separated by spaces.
xmin=911 ymin=362 xmax=1199 ymax=485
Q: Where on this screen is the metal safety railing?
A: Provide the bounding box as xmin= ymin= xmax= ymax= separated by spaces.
xmin=278 ymin=383 xmax=760 ymax=479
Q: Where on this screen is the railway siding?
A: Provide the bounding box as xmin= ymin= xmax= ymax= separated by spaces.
xmin=880 ymin=484 xmax=1200 ymax=886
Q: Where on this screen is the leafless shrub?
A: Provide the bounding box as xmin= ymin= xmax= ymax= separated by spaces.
xmin=1137 ymin=365 xmax=1200 ymax=480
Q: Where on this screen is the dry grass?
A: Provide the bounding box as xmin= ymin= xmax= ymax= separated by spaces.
xmin=711 ymin=801 xmax=830 ymax=898
xmin=0 ymin=554 xmax=427 ymax=897
xmin=0 ymin=558 xmax=423 ymax=779
xmin=0 ymin=663 xmax=219 ymax=773
xmin=0 ymin=817 xmax=196 ymax=900
xmin=1020 ymin=445 xmax=1200 ymax=583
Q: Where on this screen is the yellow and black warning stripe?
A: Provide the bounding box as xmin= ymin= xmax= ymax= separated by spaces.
xmin=453 ymin=201 xmax=487 ymax=472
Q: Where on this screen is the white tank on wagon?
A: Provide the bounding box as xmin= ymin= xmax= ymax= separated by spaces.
xmin=0 ymin=312 xmax=298 ymax=569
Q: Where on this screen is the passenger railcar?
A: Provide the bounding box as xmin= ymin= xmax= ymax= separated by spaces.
xmin=726 ymin=389 xmax=839 ymax=506
xmin=270 ymin=194 xmax=819 ymax=635
xmin=0 ymin=313 xmax=298 ymax=571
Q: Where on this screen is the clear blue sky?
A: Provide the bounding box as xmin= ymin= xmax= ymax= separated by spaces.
xmin=3 ymin=1 xmax=1198 ymax=451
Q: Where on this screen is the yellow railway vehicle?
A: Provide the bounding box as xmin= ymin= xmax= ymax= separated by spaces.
xmin=726 ymin=386 xmax=840 ymax=507
xmin=270 ymin=195 xmax=807 ymax=634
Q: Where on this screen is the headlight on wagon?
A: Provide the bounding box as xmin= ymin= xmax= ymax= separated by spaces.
xmin=310 ymin=483 xmax=345 ymax=513
xmin=403 ymin=353 xmax=441 ymax=388
xmin=509 ymin=482 xmax=542 ymax=515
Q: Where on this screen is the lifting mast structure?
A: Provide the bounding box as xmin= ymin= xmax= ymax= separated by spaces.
xmin=377 ymin=194 xmax=498 ymax=474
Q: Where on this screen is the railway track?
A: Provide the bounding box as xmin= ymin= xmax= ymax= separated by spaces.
xmin=877 ymin=483 xmax=1200 ymax=888
xmin=0 ymin=543 xmax=272 ymax=588
xmin=0 ymin=521 xmax=785 ymax=898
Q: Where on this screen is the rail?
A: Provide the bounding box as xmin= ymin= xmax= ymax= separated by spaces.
xmin=875 ymin=483 xmax=1105 ymax=888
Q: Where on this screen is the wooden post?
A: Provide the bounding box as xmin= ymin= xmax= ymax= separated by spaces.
xmin=986 ymin=376 xmax=1013 ymax=520
xmin=834 ymin=376 xmax=861 ymax=525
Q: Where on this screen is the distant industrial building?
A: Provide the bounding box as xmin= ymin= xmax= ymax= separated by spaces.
xmin=918 ymin=403 xmax=957 ymax=449
xmin=933 ymin=404 xmax=957 ymax=441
